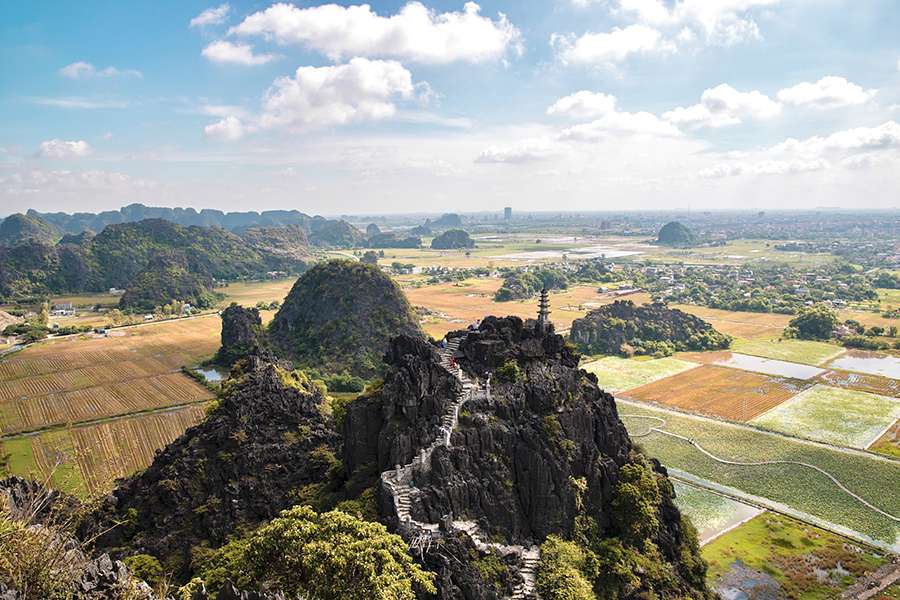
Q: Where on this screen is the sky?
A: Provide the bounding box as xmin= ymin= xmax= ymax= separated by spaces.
xmin=1 ymin=0 xmax=899 ymax=216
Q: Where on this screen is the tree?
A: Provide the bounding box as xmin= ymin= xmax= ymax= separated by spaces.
xmin=196 ymin=506 xmax=435 ymax=599
xmin=787 ymin=305 xmax=838 ymax=340
xmin=361 ymin=250 xmax=379 ymax=265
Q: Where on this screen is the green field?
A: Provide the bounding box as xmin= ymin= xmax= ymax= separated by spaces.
xmin=619 ymin=400 xmax=900 ymax=545
xmin=752 ymin=384 xmax=900 ymax=449
xmin=731 ymin=337 xmax=844 ymax=366
xmin=672 ymin=482 xmax=761 ymax=544
xmin=702 ymin=512 xmax=889 ymax=599
xmin=581 ymin=356 xmax=699 ymax=392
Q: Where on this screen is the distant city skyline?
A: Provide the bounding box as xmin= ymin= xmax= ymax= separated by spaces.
xmin=2 ymin=1 xmax=899 ymax=214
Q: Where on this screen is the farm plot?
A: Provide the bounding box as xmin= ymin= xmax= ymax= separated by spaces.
xmin=869 ymin=419 xmax=900 ymax=459
xmin=618 ymin=400 xmax=900 ymax=546
xmin=672 ymin=482 xmax=762 ymax=544
xmin=2 ymin=404 xmax=207 ymax=495
xmin=714 ymin=353 xmax=825 ymax=380
xmin=0 ymin=316 xmax=220 ymax=434
xmin=625 ymin=364 xmax=809 ymax=421
xmin=702 ymin=512 xmax=891 ymax=600
xmin=730 ymin=337 xmax=844 ymax=366
xmin=580 ymin=356 xmax=698 ymax=393
xmin=751 ymin=384 xmax=900 ymax=449
xmin=825 ymin=351 xmax=900 ymax=380
xmin=817 ymin=369 xmax=900 ymax=398
xmin=671 ymin=305 xmax=791 ymax=340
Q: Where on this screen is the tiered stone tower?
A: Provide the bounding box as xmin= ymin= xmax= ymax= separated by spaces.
xmin=536 ymin=287 xmax=551 ymax=333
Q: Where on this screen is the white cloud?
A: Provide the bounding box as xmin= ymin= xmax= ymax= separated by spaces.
xmin=559 ymin=111 xmax=682 ymax=140
xmin=37 ymin=139 xmax=92 ymax=158
xmin=551 ymin=24 xmax=668 ymax=65
xmin=204 ymin=58 xmax=423 ymax=140
xmin=230 ymin=1 xmax=522 ymax=64
xmin=204 ymin=116 xmax=247 ymax=141
xmin=190 ymin=3 xmax=230 ymax=27
xmin=476 ymin=137 xmax=563 ymax=164
xmin=31 ymin=97 xmax=129 ymax=109
xmin=59 ymin=62 xmax=141 ymax=79
xmin=776 ymin=76 xmax=877 ymax=109
xmin=201 ymin=40 xmax=276 ymax=65
xmin=547 ymin=91 xmax=617 ymax=119
xmin=699 ymin=159 xmax=828 ymax=178
xmin=613 ymin=0 xmax=780 ymax=46
xmin=770 ymin=121 xmax=900 ymax=157
xmin=663 ymin=83 xmax=781 ymax=127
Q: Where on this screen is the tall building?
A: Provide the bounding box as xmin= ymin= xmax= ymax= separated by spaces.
xmin=504 ymin=207 xmax=512 ymax=221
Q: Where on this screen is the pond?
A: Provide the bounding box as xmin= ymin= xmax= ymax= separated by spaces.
xmin=195 ymin=367 xmax=227 ymax=382
xmin=715 ymin=353 xmax=825 ymax=380
xmin=496 ymin=244 xmax=643 ymax=261
xmin=827 ymin=351 xmax=900 ymax=379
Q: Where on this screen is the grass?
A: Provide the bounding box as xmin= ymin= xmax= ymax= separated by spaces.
xmin=731 ymin=337 xmax=845 ymax=366
xmin=702 ymin=512 xmax=889 ymax=600
xmin=672 ymin=305 xmax=791 ymax=339
xmin=619 ymin=400 xmax=900 ymax=545
xmin=219 ymin=278 xmax=296 ymax=308
xmin=672 ymin=482 xmax=761 ymax=544
xmin=752 ymin=384 xmax=900 ymax=449
xmin=580 ymin=356 xmax=698 ymax=393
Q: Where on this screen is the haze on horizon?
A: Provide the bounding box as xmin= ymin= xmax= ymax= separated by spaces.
xmin=2 ymin=0 xmax=899 ymax=215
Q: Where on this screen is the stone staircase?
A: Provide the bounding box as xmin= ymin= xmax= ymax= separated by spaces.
xmin=380 ymin=335 xmax=540 ymax=599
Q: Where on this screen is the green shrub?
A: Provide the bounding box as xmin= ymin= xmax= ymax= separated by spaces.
xmin=494 ymin=360 xmax=522 ymax=384
xmin=123 ymin=553 xmax=163 ymax=586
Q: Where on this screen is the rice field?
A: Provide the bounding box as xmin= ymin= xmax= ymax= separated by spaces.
xmin=0 ymin=315 xmax=220 ymax=434
xmin=671 ymin=305 xmax=791 ymax=340
xmin=619 ymin=400 xmax=900 ymax=546
xmin=868 ymin=419 xmax=900 ymax=460
xmin=816 ymin=369 xmax=900 ymax=398
xmin=625 ymin=364 xmax=809 ymax=421
xmin=731 ymin=337 xmax=845 ymax=366
xmin=1 ymin=404 xmax=207 ymax=495
xmin=580 ymin=356 xmax=699 ymax=393
xmin=672 ymin=482 xmax=762 ymax=545
xmin=751 ymin=385 xmax=900 ymax=449
xmin=219 ymin=278 xmax=296 ymax=307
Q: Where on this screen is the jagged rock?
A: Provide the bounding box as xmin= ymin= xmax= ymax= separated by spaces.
xmin=0 ymin=475 xmax=80 ymax=524
xmin=350 ymin=316 xmax=710 ymax=599
xmin=217 ymin=581 xmax=287 ymax=600
xmin=85 ymin=360 xmax=339 ymax=578
xmin=215 ymin=303 xmax=270 ymax=366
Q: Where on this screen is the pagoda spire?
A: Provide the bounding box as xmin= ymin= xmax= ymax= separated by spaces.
xmin=537 ymin=287 xmax=551 ymax=333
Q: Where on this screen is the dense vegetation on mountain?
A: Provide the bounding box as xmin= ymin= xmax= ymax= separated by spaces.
xmin=656 ymin=221 xmax=697 ymax=247
xmin=366 ymin=232 xmax=422 ymax=248
xmin=269 ymin=260 xmax=423 ymax=377
xmin=409 ymin=224 xmax=432 ymax=236
xmin=118 ymin=252 xmax=220 ymax=311
xmin=0 ymin=213 xmax=60 ymax=246
xmin=30 ymin=203 xmax=326 ymax=235
xmin=570 ymin=300 xmax=732 ymax=357
xmin=239 ymin=224 xmax=312 ymax=267
xmin=494 ymin=267 xmax=569 ymax=301
xmin=785 ymin=304 xmax=839 ymax=340
xmin=0 ymin=219 xmax=310 ymax=303
xmin=431 ymin=228 xmax=475 ymax=249
xmin=306 ymin=219 xmax=365 ymax=247
xmin=365 ymin=223 xmax=381 ymax=237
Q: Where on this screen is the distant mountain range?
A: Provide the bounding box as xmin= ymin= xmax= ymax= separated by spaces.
xmin=24 ymin=203 xmax=331 ymax=236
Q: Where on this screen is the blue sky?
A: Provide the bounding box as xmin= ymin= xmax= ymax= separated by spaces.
xmin=1 ymin=0 xmax=899 ymax=215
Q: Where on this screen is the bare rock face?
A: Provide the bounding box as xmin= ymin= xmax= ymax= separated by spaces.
xmin=214 ymin=303 xmax=269 ymax=366
xmin=85 ymin=359 xmax=338 ymax=578
xmin=345 ymin=317 xmax=711 ymax=599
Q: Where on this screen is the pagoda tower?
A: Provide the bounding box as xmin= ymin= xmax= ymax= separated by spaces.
xmin=536 ymin=287 xmax=551 ymax=333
